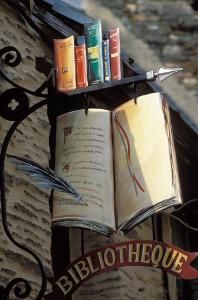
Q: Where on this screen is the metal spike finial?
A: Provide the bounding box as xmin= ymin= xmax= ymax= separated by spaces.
xmin=155 ymin=67 xmax=183 ymax=82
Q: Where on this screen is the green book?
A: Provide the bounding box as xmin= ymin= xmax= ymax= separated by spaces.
xmin=84 ymin=20 xmax=104 ymax=85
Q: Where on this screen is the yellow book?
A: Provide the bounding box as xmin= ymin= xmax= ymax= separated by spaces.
xmin=54 ymin=36 xmax=76 ymax=92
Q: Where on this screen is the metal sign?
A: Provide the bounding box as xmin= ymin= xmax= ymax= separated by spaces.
xmin=45 ymin=240 xmax=198 ymax=299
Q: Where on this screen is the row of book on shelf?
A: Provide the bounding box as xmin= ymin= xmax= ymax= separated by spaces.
xmin=54 ymin=19 xmax=121 ymax=92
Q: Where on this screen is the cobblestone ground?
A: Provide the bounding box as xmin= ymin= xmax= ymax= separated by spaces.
xmin=95 ymin=0 xmax=198 ymax=97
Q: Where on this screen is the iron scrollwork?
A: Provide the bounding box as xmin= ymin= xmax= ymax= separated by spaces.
xmin=0 ymin=45 xmax=51 ymax=299
xmin=0 ymin=46 xmax=48 ymax=98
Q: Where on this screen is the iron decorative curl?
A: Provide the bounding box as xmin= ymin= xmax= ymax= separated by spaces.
xmin=0 ymin=46 xmax=22 ymax=67
xmin=0 ymin=99 xmax=48 ymax=299
xmin=4 ymin=278 xmax=31 ymax=299
xmin=0 ymin=46 xmax=49 ymax=98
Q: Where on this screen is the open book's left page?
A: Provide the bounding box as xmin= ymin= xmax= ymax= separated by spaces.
xmin=52 ymin=109 xmax=115 ymax=234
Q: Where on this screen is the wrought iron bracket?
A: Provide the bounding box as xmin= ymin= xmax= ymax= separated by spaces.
xmin=0 ymin=45 xmax=50 ymax=300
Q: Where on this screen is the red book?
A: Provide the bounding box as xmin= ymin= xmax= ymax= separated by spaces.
xmin=109 ymin=28 xmax=121 ymax=81
xmin=75 ymin=36 xmax=88 ymax=88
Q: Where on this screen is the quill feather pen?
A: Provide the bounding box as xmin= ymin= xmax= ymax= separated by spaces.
xmin=7 ymin=154 xmax=86 ymax=206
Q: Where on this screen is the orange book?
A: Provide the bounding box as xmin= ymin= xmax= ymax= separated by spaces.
xmin=54 ymin=36 xmax=76 ymax=92
xmin=75 ymin=36 xmax=88 ymax=88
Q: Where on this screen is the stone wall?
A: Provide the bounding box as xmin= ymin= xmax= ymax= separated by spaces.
xmin=0 ymin=2 xmax=53 ymax=299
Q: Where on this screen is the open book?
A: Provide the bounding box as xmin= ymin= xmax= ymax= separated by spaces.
xmin=52 ymin=93 xmax=181 ymax=236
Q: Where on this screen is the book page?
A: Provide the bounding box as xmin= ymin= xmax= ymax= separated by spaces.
xmin=52 ymin=109 xmax=115 ymax=230
xmin=112 ymin=93 xmax=180 ymax=228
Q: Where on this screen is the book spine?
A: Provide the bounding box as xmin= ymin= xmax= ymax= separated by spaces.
xmin=102 ymin=34 xmax=111 ymax=82
xmin=75 ymin=38 xmax=88 ymax=88
xmin=54 ymin=36 xmax=76 ymax=92
xmin=109 ymin=28 xmax=121 ymax=81
xmin=84 ymin=20 xmax=104 ymax=85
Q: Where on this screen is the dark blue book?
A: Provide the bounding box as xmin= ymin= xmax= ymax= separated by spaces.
xmin=102 ymin=32 xmax=111 ymax=82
